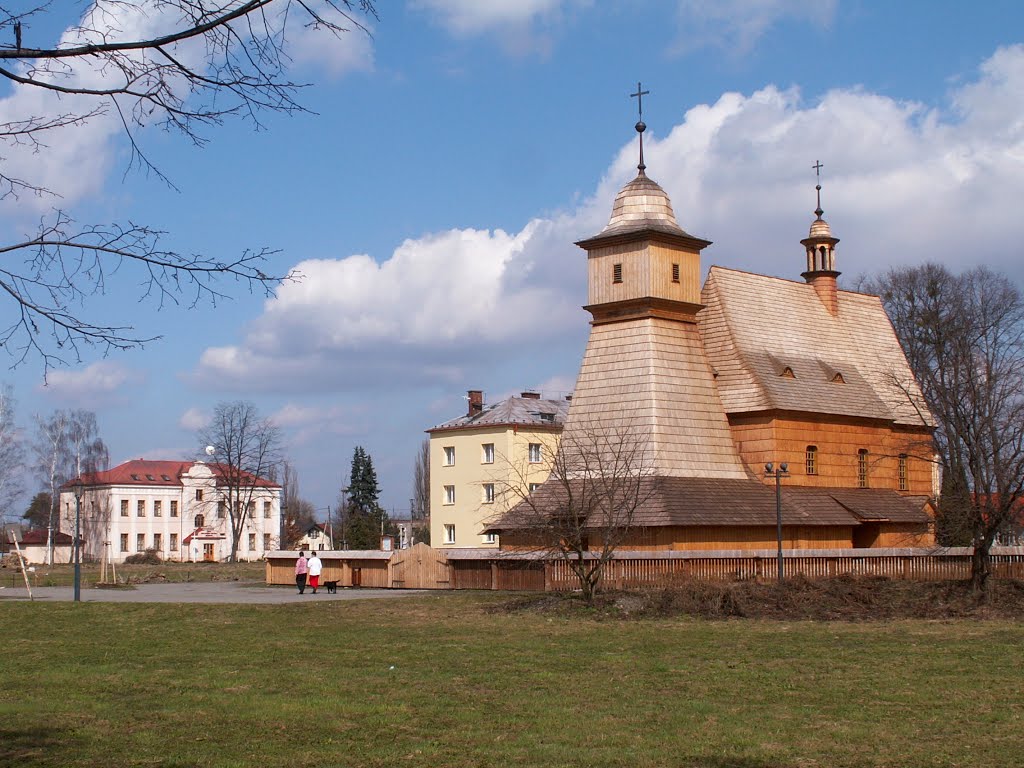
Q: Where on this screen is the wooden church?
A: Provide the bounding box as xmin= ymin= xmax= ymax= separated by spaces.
xmin=493 ymin=114 xmax=936 ymax=552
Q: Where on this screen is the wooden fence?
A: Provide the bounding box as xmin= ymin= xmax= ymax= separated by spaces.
xmin=547 ymin=549 xmax=1024 ymax=591
xmin=266 ymin=546 xmax=1024 ymax=592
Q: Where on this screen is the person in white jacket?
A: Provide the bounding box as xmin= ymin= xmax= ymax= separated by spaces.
xmin=307 ymin=551 xmax=323 ymax=594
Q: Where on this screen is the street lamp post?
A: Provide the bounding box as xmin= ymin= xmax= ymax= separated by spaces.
xmin=340 ymin=487 xmax=349 ymax=550
xmin=71 ymin=480 xmax=84 ymax=602
xmin=764 ymin=462 xmax=789 ymax=584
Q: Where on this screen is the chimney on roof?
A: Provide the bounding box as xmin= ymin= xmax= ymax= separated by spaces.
xmin=521 ymin=391 xmax=541 ymax=399
xmin=467 ymin=390 xmax=483 ymax=417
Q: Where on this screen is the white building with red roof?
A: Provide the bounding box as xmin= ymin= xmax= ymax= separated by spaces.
xmin=58 ymin=458 xmax=281 ymax=563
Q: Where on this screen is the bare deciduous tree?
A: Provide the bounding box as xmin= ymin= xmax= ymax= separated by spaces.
xmin=31 ymin=409 xmax=69 ymax=564
xmin=492 ymin=421 xmax=656 ymax=603
xmin=66 ymin=409 xmax=109 ymax=478
xmin=198 ymin=400 xmax=282 ymax=562
xmin=412 ymin=437 xmax=430 ymax=543
xmin=0 ymin=1 xmax=376 ymax=369
xmin=872 ymin=264 xmax=1024 ymax=592
xmin=0 ymin=383 xmax=23 ymax=527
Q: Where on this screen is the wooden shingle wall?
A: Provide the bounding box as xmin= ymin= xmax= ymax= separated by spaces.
xmin=564 ymin=317 xmax=747 ymax=479
xmin=728 ymin=412 xmax=934 ymax=495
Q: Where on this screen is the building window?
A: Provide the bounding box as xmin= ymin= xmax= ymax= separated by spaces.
xmin=264 ymin=500 xmax=272 ymax=519
xmin=898 ymin=454 xmax=908 ymax=491
xmin=120 ymin=499 xmax=129 ymax=517
xmin=529 ymin=483 xmax=541 ymax=493
xmin=263 ymin=533 xmax=271 ymax=550
xmin=194 ymin=514 xmax=204 ymax=528
xmin=248 ymin=533 xmax=256 ymax=551
xmin=613 ymin=263 xmax=623 ymax=284
xmin=195 ymin=489 xmax=203 ymax=501
xmin=483 ymin=532 xmax=497 ymax=544
xmin=672 ymin=263 xmax=680 ymax=283
xmin=857 ymin=449 xmax=869 ymax=488
xmin=153 ymin=533 xmax=162 ymax=552
xmin=482 ymin=443 xmax=495 ymax=464
xmin=528 ymin=443 xmax=542 ymax=463
xmin=120 ymin=533 xmax=128 ymax=552
xmin=483 ymin=483 xmax=495 ymax=504
xmin=136 ymin=534 xmax=145 ymax=552
xmin=444 ymin=485 xmax=455 ymax=505
xmin=154 ymin=500 xmax=162 ymax=517
xmin=806 ymin=446 xmax=817 ymax=476
xmin=137 ymin=499 xmax=146 ymax=517
xmin=218 ymin=501 xmax=226 ymax=519
xmin=170 ymin=500 xmax=178 ymax=518
xmin=170 ymin=533 xmax=178 ymax=551
xmin=444 ymin=446 xmax=455 ymax=466
xmin=444 ymin=524 xmax=456 ymax=544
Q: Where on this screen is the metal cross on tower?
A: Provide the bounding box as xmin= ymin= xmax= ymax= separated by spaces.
xmin=631 ymin=81 xmax=650 ymax=172
xmin=812 ymin=160 xmax=824 ymax=218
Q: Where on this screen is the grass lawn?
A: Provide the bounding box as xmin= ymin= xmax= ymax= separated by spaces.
xmin=1 ymin=591 xmax=1021 ymax=768
xmin=1 ymin=560 xmax=265 ymax=588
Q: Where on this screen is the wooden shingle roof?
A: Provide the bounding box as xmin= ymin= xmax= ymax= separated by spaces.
xmin=490 ymin=478 xmax=930 ymax=532
xmin=700 ymin=267 xmax=933 ymax=427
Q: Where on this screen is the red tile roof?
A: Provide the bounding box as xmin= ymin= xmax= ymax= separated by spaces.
xmin=19 ymin=530 xmax=75 ymax=546
xmin=65 ymin=459 xmax=279 ymax=490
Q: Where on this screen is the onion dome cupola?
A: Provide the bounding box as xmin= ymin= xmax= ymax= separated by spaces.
xmin=800 ymin=161 xmax=841 ymax=315
xmin=575 ymin=83 xmax=711 ymax=324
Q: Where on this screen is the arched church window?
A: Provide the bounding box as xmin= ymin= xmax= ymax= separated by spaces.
xmin=194 ymin=514 xmax=205 ymax=528
xmin=898 ymin=454 xmax=908 ymax=491
xmin=806 ymin=446 xmax=818 ymax=475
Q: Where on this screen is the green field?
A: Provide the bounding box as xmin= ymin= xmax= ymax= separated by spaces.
xmin=1 ymin=561 xmax=266 ymax=588
xmin=1 ymin=591 xmax=1021 ymax=768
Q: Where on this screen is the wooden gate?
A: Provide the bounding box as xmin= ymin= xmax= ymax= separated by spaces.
xmin=389 ymin=542 xmax=451 ymax=589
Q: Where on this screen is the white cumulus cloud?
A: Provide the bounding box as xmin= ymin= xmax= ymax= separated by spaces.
xmin=670 ymin=0 xmax=838 ymax=55
xmin=178 ymin=407 xmax=209 ymax=431
xmin=192 ymin=220 xmax=582 ymax=391
xmin=39 ymin=360 xmax=145 ymax=405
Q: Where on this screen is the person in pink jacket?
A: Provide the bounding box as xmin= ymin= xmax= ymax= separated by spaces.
xmin=295 ymin=551 xmax=309 ymax=594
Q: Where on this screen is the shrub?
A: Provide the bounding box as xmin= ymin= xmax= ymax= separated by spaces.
xmin=124 ymin=549 xmax=162 ymax=565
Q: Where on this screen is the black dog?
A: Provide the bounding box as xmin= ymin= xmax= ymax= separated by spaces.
xmin=324 ymin=580 xmax=338 ymax=594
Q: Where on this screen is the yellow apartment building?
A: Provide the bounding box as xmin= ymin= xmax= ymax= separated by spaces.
xmin=427 ymin=390 xmax=569 ymax=548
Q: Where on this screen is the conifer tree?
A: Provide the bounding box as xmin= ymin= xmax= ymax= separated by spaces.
xmin=343 ymin=447 xmax=396 ymax=549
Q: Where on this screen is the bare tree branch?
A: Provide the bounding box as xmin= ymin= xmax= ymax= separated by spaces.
xmin=490 ymin=420 xmax=656 ymax=603
xmin=0 ymin=1 xmax=375 ymax=370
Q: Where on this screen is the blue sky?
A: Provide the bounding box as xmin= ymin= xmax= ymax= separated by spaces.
xmin=2 ymin=0 xmax=1023 ymax=519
